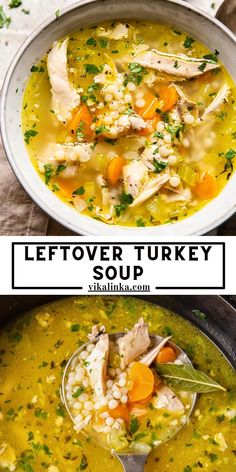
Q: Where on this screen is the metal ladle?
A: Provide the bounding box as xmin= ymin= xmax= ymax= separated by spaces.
xmin=61 ymin=334 xmax=197 ymax=472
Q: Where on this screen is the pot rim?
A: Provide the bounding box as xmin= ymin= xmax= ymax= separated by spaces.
xmin=1 ymin=0 xmax=236 ymax=235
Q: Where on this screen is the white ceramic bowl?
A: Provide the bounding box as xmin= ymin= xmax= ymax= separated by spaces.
xmin=1 ymin=0 xmax=236 ymax=235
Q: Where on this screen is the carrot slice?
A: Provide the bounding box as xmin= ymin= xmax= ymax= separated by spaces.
xmin=155 ymin=346 xmax=176 ymax=364
xmin=129 ymin=393 xmax=153 ymax=407
xmin=109 ymin=404 xmax=130 ymax=423
xmin=136 ymin=92 xmax=160 ymax=120
xmin=136 ymin=86 xmax=177 ymax=121
xmin=193 ymin=173 xmax=218 ymax=200
xmin=158 ymin=85 xmax=178 ymax=112
xmin=107 ymin=156 xmax=126 ymax=185
xmin=56 ymin=177 xmax=80 ymax=198
xmin=128 ymin=362 xmax=154 ymax=403
xmin=69 ymin=104 xmax=94 ymax=140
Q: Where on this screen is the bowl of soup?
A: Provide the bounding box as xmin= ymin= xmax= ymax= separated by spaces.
xmin=0 ymin=295 xmax=235 ymax=471
xmin=1 ymin=0 xmax=236 ymax=235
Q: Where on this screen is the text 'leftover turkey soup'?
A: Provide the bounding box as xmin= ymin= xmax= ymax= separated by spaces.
xmin=22 ymin=21 xmax=236 ymax=228
xmin=0 ymin=297 xmax=236 ymax=471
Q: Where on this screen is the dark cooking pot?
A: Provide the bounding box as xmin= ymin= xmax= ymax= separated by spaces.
xmin=0 ymin=296 xmax=235 ymax=369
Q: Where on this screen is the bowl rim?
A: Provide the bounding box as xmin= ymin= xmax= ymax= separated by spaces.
xmin=1 ymin=0 xmax=236 ymax=235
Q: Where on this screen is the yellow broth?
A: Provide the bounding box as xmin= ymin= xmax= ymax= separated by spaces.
xmin=0 ymin=296 xmax=236 ymax=471
xmin=21 ymin=21 xmax=236 ymax=228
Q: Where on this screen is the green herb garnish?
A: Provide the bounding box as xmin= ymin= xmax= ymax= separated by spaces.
xmin=192 ymin=309 xmax=207 ymax=320
xmin=222 ymin=148 xmax=236 ymax=177
xmin=79 ymin=454 xmax=88 ymax=470
xmin=124 ymin=62 xmax=145 ymax=86
xmin=84 ymin=63 xmax=100 ymax=74
xmin=95 ymin=124 xmax=108 ymax=135
xmin=30 ymin=65 xmax=45 ymax=73
xmin=136 ymin=218 xmax=146 ymax=227
xmin=154 ymin=131 xmax=164 ymax=139
xmin=114 ymin=192 xmax=134 ymax=217
xmin=0 ymin=6 xmax=11 ymax=28
xmin=183 ymin=36 xmax=195 ymax=49
xmin=130 ymin=418 xmax=139 ymax=434
xmin=99 ymin=38 xmax=108 ymax=48
xmin=72 ymin=187 xmax=85 ymax=196
xmin=44 ymin=164 xmax=54 ymax=185
xmin=86 ymin=37 xmax=97 ymax=46
xmin=56 ymin=164 xmax=66 ymax=175
xmin=72 ymin=386 xmax=85 ymax=398
xmin=203 ymin=53 xmax=218 ymax=63
xmin=153 ymin=159 xmax=168 ymax=173
xmin=9 ymin=0 xmax=21 ymax=8
xmin=198 ymin=62 xmax=207 ymax=72
xmin=71 ymin=323 xmax=81 ymax=332
xmin=24 ymin=129 xmax=38 ymax=145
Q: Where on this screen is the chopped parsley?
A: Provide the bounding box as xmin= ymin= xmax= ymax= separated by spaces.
xmin=76 ymin=121 xmax=85 ymax=139
xmin=55 ymin=404 xmax=66 ymax=417
xmin=56 ymin=164 xmax=66 ymax=175
xmin=87 ymin=82 xmax=100 ymax=94
xmin=166 ymin=123 xmax=183 ymax=138
xmin=192 ymin=309 xmax=207 ymax=320
xmin=72 ymin=187 xmax=85 ymax=196
xmin=24 ymin=129 xmax=38 ymax=144
xmin=79 ymin=454 xmax=88 ymax=470
xmin=99 ymin=38 xmax=108 ymax=48
xmin=124 ymin=62 xmax=145 ymax=86
xmin=84 ymin=63 xmax=100 ymax=74
xmin=154 ymin=131 xmax=164 ymax=139
xmin=95 ymin=124 xmax=108 ymax=135
xmin=34 ymin=408 xmax=48 ymax=419
xmin=111 ymin=50 xmax=119 ymax=54
xmin=28 ymin=431 xmax=34 ymax=441
xmin=86 ymin=197 xmax=95 ymax=211
xmin=70 ymin=323 xmax=81 ymax=332
xmin=30 ymin=65 xmax=45 ymax=73
xmin=55 ymin=9 xmax=60 ymax=19
xmin=231 ymin=131 xmax=236 ymax=139
xmin=136 ymin=218 xmax=146 ymax=227
xmin=44 ymin=164 xmax=54 ymax=185
xmin=222 ymin=148 xmax=236 ymax=178
xmin=52 ymin=183 xmax=59 ymax=192
xmin=0 ymin=6 xmax=11 ymax=28
xmin=198 ymin=62 xmax=207 ymax=72
xmin=203 ymin=53 xmax=218 ymax=63
xmin=114 ymin=192 xmax=134 ymax=217
xmin=72 ymin=386 xmax=85 ymax=398
xmin=163 ymin=326 xmax=173 ymax=336
xmin=153 ymin=159 xmax=168 ymax=173
xmin=217 ymin=111 xmax=227 ymax=121
xmin=130 ymin=417 xmax=139 ymax=434
xmin=183 ymin=36 xmax=195 ymax=49
xmin=86 ymin=37 xmax=97 ymax=46
xmin=8 ymin=0 xmax=22 ymax=8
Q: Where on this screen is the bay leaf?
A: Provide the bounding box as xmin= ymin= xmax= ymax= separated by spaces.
xmin=155 ymin=364 xmax=226 ymax=393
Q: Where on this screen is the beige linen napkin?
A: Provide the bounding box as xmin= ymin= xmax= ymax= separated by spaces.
xmin=0 ymin=138 xmax=75 ymax=235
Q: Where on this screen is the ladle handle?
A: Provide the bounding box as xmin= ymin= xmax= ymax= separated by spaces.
xmin=112 ymin=452 xmax=148 ymax=472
